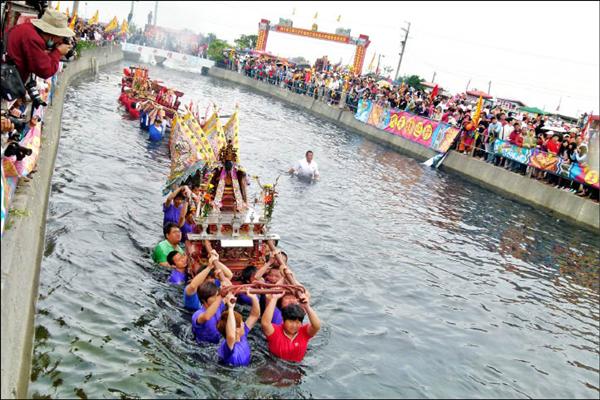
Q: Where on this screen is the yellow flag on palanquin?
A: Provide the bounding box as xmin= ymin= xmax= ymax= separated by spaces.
xmin=69 ymin=13 xmax=77 ymax=30
xmin=104 ymin=16 xmax=119 ymax=32
xmin=120 ymin=19 xmax=129 ymax=34
xmin=88 ymin=10 xmax=99 ymax=25
xmin=54 ymin=1 xmax=60 ymax=11
xmin=223 ymin=107 xmax=240 ymax=162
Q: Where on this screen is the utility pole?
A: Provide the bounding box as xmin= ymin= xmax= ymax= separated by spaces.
xmin=431 ymin=71 xmax=436 ymax=83
xmin=466 ymin=78 xmax=471 ymax=92
xmin=487 ymin=80 xmax=491 ymax=95
xmin=72 ymin=1 xmax=80 ymax=16
xmin=128 ymin=0 xmax=134 ymax=24
xmin=376 ymin=54 xmax=384 ymax=75
xmin=153 ymin=0 xmax=158 ymax=25
xmin=394 ymin=21 xmax=411 ymax=81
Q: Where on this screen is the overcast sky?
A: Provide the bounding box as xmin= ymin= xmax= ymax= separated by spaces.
xmin=77 ymin=1 xmax=599 ymax=117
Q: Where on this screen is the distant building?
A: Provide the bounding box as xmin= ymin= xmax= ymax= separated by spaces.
xmin=465 ymin=90 xmax=493 ymax=102
xmin=494 ymin=97 xmax=526 ymax=111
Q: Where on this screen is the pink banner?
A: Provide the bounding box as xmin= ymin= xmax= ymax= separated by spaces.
xmin=384 ymin=111 xmax=438 ymax=148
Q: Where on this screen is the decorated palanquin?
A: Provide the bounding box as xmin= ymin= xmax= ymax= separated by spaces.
xmin=165 ymin=104 xmax=282 ymax=283
xmin=119 ymin=66 xmax=183 ymax=123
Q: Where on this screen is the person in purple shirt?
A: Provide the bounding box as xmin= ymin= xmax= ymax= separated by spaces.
xmin=166 ymin=250 xmax=187 ymax=285
xmin=184 ymin=251 xmax=232 ymax=311
xmin=192 ymin=281 xmax=226 ymax=344
xmin=163 ymin=185 xmax=190 ymax=229
xmin=216 ymin=291 xmax=260 ymax=367
xmin=179 ymin=207 xmax=196 ymax=243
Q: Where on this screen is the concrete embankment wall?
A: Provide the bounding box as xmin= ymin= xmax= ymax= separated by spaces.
xmin=208 ymin=68 xmax=599 ymax=231
xmin=0 ymin=45 xmax=123 ymax=399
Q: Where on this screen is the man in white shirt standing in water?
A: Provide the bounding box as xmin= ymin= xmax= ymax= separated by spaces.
xmin=289 ymin=150 xmax=320 ymax=181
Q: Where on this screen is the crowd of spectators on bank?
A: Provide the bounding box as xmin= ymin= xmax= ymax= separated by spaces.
xmin=220 ymin=53 xmax=598 ymax=201
xmin=1 ymin=4 xmax=123 ymax=238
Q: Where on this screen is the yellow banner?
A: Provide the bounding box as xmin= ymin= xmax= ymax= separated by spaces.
xmin=120 ymin=19 xmax=128 ymax=34
xmin=104 ymin=16 xmax=118 ymax=32
xmin=223 ymin=107 xmax=240 ymax=162
xmin=68 ymin=13 xmax=77 ymax=30
xmin=89 ymin=10 xmax=99 ymax=25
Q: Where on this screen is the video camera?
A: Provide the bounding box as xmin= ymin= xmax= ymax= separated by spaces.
xmin=4 ymin=141 xmax=33 ymax=161
xmin=25 ymin=79 xmax=47 ymax=109
xmin=62 ymin=37 xmax=77 ymax=60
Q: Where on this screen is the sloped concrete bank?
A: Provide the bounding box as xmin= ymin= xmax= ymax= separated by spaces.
xmin=1 ymin=45 xmax=123 ymax=399
xmin=208 ymin=67 xmax=599 ymax=231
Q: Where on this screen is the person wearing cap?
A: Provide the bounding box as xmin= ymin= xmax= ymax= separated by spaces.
xmin=6 ymin=9 xmax=75 ymax=82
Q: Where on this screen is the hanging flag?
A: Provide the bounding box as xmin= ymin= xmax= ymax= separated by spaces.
xmin=120 ymin=18 xmax=129 ymax=35
xmin=65 ymin=7 xmax=69 ymax=18
xmin=203 ymin=109 xmax=227 ymax=158
xmin=89 ymin=10 xmax=99 ymax=25
xmin=472 ymin=95 xmax=483 ymax=127
xmin=223 ymin=106 xmax=240 ymax=162
xmin=104 ymin=16 xmax=119 ymax=32
xmin=54 ymin=1 xmax=60 ymax=11
xmin=313 ymin=12 xmax=318 ymax=19
xmin=337 ymin=15 xmax=341 ymax=22
xmin=367 ymin=52 xmax=376 ymax=73
xmin=68 ymin=12 xmax=77 ymax=30
xmin=430 ymin=84 xmax=439 ymax=101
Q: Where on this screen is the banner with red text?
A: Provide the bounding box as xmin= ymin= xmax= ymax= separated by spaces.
xmin=384 ymin=111 xmax=437 ymax=147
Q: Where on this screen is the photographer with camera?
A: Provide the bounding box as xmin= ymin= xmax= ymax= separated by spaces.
xmin=6 ymin=8 xmax=74 ymax=83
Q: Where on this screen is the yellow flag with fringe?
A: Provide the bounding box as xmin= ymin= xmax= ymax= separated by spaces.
xmin=223 ymin=107 xmax=240 ymax=162
xmin=69 ymin=13 xmax=77 ymax=30
xmin=120 ymin=19 xmax=128 ymax=34
xmin=55 ymin=1 xmax=60 ymax=12
xmin=89 ymin=10 xmax=99 ymax=25
xmin=104 ymin=16 xmax=119 ymax=32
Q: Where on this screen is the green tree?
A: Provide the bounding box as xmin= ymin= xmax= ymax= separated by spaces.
xmin=400 ymin=75 xmax=425 ymax=91
xmin=208 ymin=38 xmax=231 ymax=62
xmin=234 ymin=34 xmax=258 ymax=50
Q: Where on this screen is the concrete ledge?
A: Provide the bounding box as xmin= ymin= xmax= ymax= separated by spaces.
xmin=208 ymin=67 xmax=599 ymax=232
xmin=0 ymin=45 xmax=123 ymax=399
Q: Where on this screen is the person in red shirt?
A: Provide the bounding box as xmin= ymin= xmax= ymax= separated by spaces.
xmin=261 ymin=290 xmax=321 ymax=362
xmin=546 ymin=135 xmax=561 ymax=155
xmin=6 ymin=9 xmax=74 ymax=82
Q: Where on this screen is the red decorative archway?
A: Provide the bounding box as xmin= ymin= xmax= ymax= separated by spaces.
xmin=256 ymin=19 xmax=371 ymax=75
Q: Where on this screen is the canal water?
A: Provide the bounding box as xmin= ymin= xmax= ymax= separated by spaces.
xmin=29 ymin=62 xmax=599 ymax=399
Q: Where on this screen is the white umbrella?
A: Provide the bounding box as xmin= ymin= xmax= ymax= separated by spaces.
xmin=541 ymin=125 xmax=566 ymax=133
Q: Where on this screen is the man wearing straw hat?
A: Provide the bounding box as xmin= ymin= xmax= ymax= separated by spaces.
xmin=6 ymin=8 xmax=74 ymax=82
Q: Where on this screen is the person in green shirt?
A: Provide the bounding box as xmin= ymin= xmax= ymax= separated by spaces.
xmin=152 ymin=223 xmax=185 ymax=267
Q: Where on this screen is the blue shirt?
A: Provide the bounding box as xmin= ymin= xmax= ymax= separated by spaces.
xmin=183 ymin=279 xmax=221 ymax=311
xmin=149 ymin=123 xmax=164 ymax=141
xmin=168 ymin=269 xmax=186 ymax=285
xmin=217 ymin=324 xmax=251 ymax=367
xmin=192 ymin=302 xmax=226 ymax=344
xmin=180 ymin=221 xmax=194 ymax=242
xmin=259 ymin=294 xmax=283 ymax=324
xmin=163 ymin=203 xmax=183 ymax=229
